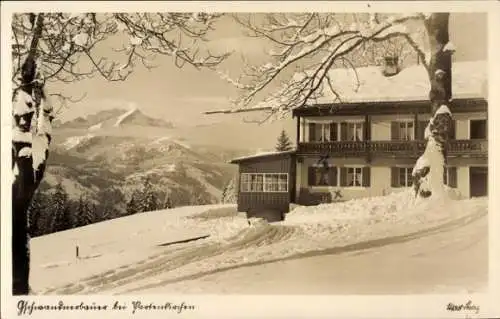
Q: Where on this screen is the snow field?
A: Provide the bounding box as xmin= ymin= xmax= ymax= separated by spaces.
xmin=115 ymin=191 xmax=486 ymax=294
xmin=31 ymin=191 xmax=487 ymax=295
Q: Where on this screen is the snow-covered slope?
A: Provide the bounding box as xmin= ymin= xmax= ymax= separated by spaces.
xmin=44 ymin=129 xmax=242 ymax=204
xmin=31 ymin=191 xmax=488 ymax=295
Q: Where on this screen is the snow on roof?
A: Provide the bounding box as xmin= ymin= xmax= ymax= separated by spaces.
xmin=230 ymin=150 xmax=296 ymax=164
xmin=313 ymin=60 xmax=487 ymax=104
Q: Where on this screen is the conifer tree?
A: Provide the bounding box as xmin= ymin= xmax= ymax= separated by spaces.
xmin=50 ymin=183 xmax=71 ymax=233
xmin=221 ymin=177 xmax=238 ymax=204
xmin=85 ymin=204 xmax=98 ymax=225
xmin=75 ymin=195 xmax=86 ymax=227
xmin=164 ymin=196 xmax=173 ymax=209
xmin=275 ymin=129 xmax=293 ymax=152
xmin=95 ymin=186 xmax=125 ymax=221
xmin=221 ymin=184 xmax=228 ymax=204
xmin=126 ymin=190 xmax=141 ymax=215
xmin=27 ymin=190 xmax=49 ymax=237
xmin=138 ymin=178 xmax=159 ymax=212
xmin=75 ymin=194 xmax=95 ymax=227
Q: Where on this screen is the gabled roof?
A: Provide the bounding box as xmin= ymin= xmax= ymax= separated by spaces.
xmin=230 ymin=150 xmax=296 ymax=164
xmin=309 ymin=60 xmax=487 ymax=104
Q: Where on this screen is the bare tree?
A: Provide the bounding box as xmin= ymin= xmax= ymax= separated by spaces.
xmin=11 ymin=12 xmax=228 ymax=295
xmin=216 ymin=12 xmax=453 ymax=199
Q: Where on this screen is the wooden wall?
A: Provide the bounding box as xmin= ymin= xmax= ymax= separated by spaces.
xmin=236 ymin=155 xmax=295 ymax=217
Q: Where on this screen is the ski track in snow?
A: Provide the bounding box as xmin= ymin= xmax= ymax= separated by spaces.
xmin=37 ymin=192 xmax=487 ymax=295
xmin=41 ymin=221 xmax=298 ymax=294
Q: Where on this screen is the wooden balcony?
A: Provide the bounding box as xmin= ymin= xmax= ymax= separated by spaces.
xmin=297 ymin=139 xmax=488 ymax=158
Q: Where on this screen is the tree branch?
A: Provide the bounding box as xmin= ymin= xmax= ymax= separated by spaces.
xmin=216 ymin=13 xmax=428 ymax=117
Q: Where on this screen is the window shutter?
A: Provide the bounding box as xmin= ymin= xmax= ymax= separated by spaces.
xmin=339 ymin=167 xmax=347 ymax=187
xmin=329 ymin=166 xmax=338 ymax=186
xmin=443 ymin=167 xmax=447 ymax=185
xmin=391 ymin=122 xmax=399 ymax=140
xmin=330 ymin=122 xmax=338 ymax=141
xmin=485 ymin=120 xmax=488 ymax=139
xmin=449 ymin=167 xmax=457 ymax=188
xmin=308 ymin=166 xmax=315 ymax=186
xmin=391 ymin=167 xmax=399 ymax=187
xmin=362 ymin=167 xmax=371 ymax=187
xmin=449 ymin=120 xmax=456 ymax=140
xmin=340 ymin=122 xmax=348 ymax=141
xmin=364 ymin=115 xmax=371 ymax=141
xmin=418 ymin=121 xmax=428 ymax=140
xmin=414 ymin=119 xmax=418 ymax=141
xmin=309 ymin=123 xmax=316 ymax=142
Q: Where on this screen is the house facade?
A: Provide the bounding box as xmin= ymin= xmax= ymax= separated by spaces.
xmin=231 ymin=60 xmax=488 ymax=219
xmin=293 ymin=97 xmax=487 ymax=204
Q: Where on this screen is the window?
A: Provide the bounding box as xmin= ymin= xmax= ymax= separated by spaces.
xmin=417 ymin=120 xmax=428 ymax=140
xmin=347 ymin=167 xmax=362 ymax=186
xmin=346 ymin=122 xmax=364 ymax=141
xmin=443 ymin=167 xmax=457 ymax=188
xmin=399 ymin=167 xmax=413 ymax=187
xmin=264 ymin=174 xmax=288 ymax=192
xmin=470 ymin=119 xmax=487 ymax=139
xmin=392 ymin=121 xmax=414 ymax=140
xmin=391 ymin=167 xmax=414 ymax=187
xmin=391 ymin=167 xmax=413 ymax=187
xmin=308 ymin=166 xmax=337 ymax=186
xmin=240 ymin=173 xmax=262 ymax=192
xmin=309 ymin=122 xmax=334 ymax=142
xmin=338 ymin=122 xmax=364 ymax=141
xmin=337 ymin=167 xmax=370 ymax=187
xmin=400 ymin=121 xmax=414 ymax=140
xmin=240 ymin=173 xmax=288 ymax=193
xmin=310 ymin=121 xmax=366 ymax=142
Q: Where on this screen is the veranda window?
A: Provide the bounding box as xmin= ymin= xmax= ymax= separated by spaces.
xmin=240 ymin=173 xmax=288 ymax=192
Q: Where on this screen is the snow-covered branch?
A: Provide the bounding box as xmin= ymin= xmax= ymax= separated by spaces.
xmin=11 ymin=12 xmax=230 ymax=89
xmin=219 ymin=13 xmax=428 ymax=116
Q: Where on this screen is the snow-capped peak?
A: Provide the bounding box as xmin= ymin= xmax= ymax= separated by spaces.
xmin=114 ymin=107 xmax=139 ymax=127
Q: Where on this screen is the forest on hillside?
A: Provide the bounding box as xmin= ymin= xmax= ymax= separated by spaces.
xmin=29 ymin=176 xmax=238 ymax=237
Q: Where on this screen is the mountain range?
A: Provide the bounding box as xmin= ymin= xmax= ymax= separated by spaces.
xmin=42 ymin=107 xmax=260 ymax=208
xmin=54 ymin=107 xmax=175 ymax=130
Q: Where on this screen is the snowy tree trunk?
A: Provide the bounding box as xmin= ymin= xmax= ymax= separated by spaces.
xmin=412 ymin=13 xmax=454 ymax=199
xmin=12 ymin=13 xmax=53 ymax=295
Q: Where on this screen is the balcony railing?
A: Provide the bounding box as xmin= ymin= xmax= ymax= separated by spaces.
xmin=297 ymin=139 xmax=488 ymax=157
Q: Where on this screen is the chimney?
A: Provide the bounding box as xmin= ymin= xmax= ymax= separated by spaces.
xmin=382 ymin=56 xmax=400 ymax=77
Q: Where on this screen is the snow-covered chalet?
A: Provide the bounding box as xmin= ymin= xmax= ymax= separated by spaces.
xmin=230 ymin=60 xmax=488 ymax=222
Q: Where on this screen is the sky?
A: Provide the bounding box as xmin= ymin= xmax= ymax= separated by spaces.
xmin=50 ymin=12 xmax=487 ymax=131
xmin=51 ymin=14 xmax=270 ymax=125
